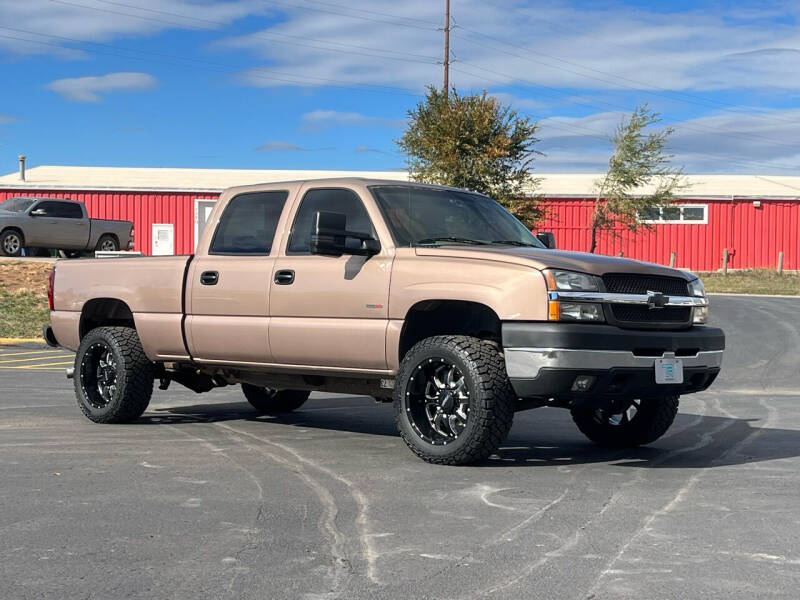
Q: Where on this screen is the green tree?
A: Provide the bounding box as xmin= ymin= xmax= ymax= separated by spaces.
xmin=589 ymin=104 xmax=687 ymax=253
xmin=397 ymin=86 xmax=542 ymax=226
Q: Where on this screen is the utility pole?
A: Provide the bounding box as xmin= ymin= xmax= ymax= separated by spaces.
xmin=443 ymin=0 xmax=450 ymax=97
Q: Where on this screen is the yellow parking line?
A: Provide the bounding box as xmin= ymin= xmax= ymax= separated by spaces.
xmin=0 ymin=350 xmax=67 ymax=358
xmin=0 ymin=361 xmax=74 ymax=369
xmin=0 ymin=354 xmax=73 ymax=365
xmin=0 ymin=368 xmax=67 ymax=371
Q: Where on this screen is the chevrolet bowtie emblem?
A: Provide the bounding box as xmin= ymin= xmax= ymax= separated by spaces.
xmin=646 ymin=290 xmax=668 ymax=310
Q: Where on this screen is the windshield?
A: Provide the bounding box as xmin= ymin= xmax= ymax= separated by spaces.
xmin=0 ymin=197 xmax=37 ymax=213
xmin=370 ymin=185 xmax=544 ymax=248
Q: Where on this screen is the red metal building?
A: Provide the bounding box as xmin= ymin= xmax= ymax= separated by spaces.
xmin=1 ymin=166 xmax=798 ymax=271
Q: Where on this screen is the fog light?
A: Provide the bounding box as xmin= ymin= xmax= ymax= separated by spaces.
xmin=693 ymin=306 xmax=708 ymax=324
xmin=571 ymin=375 xmax=596 ymax=392
xmin=560 ymin=302 xmax=604 ymax=322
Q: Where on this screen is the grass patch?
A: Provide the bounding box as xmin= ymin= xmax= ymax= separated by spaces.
xmin=0 ymin=289 xmax=50 ymax=338
xmin=700 ymin=269 xmax=800 ymax=295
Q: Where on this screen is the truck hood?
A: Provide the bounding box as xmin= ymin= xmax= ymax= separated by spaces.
xmin=414 ymin=246 xmax=694 ymax=279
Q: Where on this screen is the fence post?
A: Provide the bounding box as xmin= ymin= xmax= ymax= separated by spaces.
xmin=669 ymin=251 xmax=676 ymax=268
xmin=722 ymin=248 xmax=729 ymax=276
xmin=778 ymin=251 xmax=784 ymax=275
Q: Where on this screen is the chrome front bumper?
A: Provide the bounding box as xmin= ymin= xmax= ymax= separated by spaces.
xmin=505 ymin=348 xmax=724 ymax=379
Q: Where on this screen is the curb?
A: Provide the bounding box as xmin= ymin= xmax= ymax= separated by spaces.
xmin=0 ymin=337 xmax=46 ymax=345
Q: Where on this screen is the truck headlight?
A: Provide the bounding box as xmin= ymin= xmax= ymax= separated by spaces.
xmin=544 ymin=269 xmax=601 ymax=292
xmin=544 ymin=270 xmax=605 ymax=322
xmin=688 ymin=276 xmax=708 ymax=324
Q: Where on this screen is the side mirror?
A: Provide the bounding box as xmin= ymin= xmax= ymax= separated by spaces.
xmin=536 ymin=231 xmax=556 ymax=249
xmin=310 ymin=211 xmax=380 ymax=257
xmin=30 ymin=208 xmax=46 ymax=217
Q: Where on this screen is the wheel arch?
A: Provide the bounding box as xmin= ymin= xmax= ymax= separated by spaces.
xmin=397 ymin=300 xmax=502 ymax=363
xmin=0 ymin=226 xmax=25 ymax=244
xmin=79 ymin=298 xmax=135 ymax=339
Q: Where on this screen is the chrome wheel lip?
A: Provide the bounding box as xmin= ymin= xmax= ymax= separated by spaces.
xmin=405 ymin=357 xmax=471 ymax=446
xmin=3 ymin=234 xmax=21 ymax=254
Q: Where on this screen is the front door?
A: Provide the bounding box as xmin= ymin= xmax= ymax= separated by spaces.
xmin=269 ymin=187 xmax=392 ymax=370
xmin=187 ymin=190 xmax=291 ymax=364
xmin=194 ymin=199 xmax=217 ymax=250
xmin=26 ymin=200 xmax=89 ymax=248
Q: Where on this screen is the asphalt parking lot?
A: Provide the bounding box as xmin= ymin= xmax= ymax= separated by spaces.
xmin=2 ymin=295 xmax=799 ymax=600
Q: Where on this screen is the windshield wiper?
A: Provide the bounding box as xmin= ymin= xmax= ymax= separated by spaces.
xmin=490 ymin=240 xmax=540 ymax=247
xmin=415 ymin=237 xmax=488 ymax=246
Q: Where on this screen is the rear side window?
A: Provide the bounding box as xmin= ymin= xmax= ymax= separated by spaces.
xmin=59 ymin=203 xmax=83 ymax=219
xmin=209 ymin=191 xmax=288 ymax=255
xmin=287 ymin=188 xmax=374 ymax=254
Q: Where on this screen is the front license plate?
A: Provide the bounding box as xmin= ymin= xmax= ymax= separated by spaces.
xmin=655 ymin=358 xmax=683 ymax=384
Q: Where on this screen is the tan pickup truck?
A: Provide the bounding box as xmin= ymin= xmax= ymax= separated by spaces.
xmin=46 ymin=178 xmax=724 ymax=465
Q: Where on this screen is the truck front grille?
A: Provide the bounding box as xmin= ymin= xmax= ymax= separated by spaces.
xmin=610 ymin=305 xmax=692 ymax=323
xmin=602 ymin=274 xmax=689 ymax=296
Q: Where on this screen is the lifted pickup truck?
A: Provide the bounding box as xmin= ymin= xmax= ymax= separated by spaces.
xmin=0 ymin=196 xmax=133 ymax=257
xmin=46 ymin=178 xmax=724 ymax=465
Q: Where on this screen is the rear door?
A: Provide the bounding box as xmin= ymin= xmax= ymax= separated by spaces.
xmin=268 ymin=186 xmax=392 ymax=370
xmin=187 ymin=189 xmax=292 ymax=364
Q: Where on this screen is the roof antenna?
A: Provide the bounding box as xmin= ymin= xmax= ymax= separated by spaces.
xmin=18 ymin=154 xmax=26 ymax=181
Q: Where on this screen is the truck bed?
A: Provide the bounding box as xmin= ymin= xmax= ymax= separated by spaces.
xmin=51 ymin=255 xmax=192 ymax=359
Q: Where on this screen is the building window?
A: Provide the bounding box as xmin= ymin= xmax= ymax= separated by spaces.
xmin=639 ymin=204 xmax=707 ymax=224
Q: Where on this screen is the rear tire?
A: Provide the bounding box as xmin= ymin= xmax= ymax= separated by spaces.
xmin=0 ymin=229 xmax=24 ymax=257
xmin=394 ymin=335 xmax=515 ymax=465
xmin=571 ymin=396 xmax=679 ymax=447
xmin=74 ymin=326 xmax=154 ymax=423
xmin=95 ymin=234 xmax=119 ymax=252
xmin=242 ymin=384 xmax=310 ymax=414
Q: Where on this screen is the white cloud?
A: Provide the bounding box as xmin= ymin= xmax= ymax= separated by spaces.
xmin=255 ymin=140 xmax=334 ymax=152
xmin=0 ymin=115 xmax=16 ymax=124
xmin=216 ymin=0 xmax=800 ymax=93
xmin=46 ymin=72 xmax=157 ymax=102
xmin=300 ymin=110 xmax=405 ymax=131
xmin=533 ymin=108 xmax=800 ymax=174
xmin=0 ymin=0 xmax=267 ymax=56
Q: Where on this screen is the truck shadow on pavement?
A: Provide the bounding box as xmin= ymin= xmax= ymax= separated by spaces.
xmin=147 ymin=399 xmax=800 ymax=470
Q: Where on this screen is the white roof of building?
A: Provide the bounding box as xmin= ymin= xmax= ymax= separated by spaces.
xmin=1 ymin=165 xmax=799 ymax=198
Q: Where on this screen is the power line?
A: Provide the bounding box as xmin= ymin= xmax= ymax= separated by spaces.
xmin=299 ymin=0 xmax=439 ymax=27
xmin=454 ymin=26 xmax=798 ymax=127
xmin=49 ymin=0 xmax=439 ymax=63
xmin=452 ymin=65 xmax=799 ymax=173
xmin=455 ymin=58 xmax=800 ymax=153
xmin=0 ymin=28 xmax=422 ymax=96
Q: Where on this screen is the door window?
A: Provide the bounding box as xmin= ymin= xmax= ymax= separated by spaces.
xmin=209 ymin=191 xmax=288 ymax=255
xmin=287 ymin=188 xmax=375 ymax=254
xmin=58 ymin=203 xmax=83 ymax=219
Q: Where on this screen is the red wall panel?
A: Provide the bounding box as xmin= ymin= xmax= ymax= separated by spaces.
xmin=538 ymin=197 xmax=800 ymax=271
xmin=0 ymin=189 xmax=219 ymax=255
xmin=2 ymin=188 xmax=798 ymax=269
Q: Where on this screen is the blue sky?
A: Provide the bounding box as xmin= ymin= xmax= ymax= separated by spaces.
xmin=0 ymin=0 xmax=798 ymax=174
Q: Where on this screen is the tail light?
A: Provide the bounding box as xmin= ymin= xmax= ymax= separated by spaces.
xmin=129 ymin=226 xmax=135 ymax=250
xmin=47 ymin=267 xmax=55 ymax=311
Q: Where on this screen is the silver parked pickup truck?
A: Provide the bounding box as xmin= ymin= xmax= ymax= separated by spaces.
xmin=0 ymin=196 xmax=134 ymax=257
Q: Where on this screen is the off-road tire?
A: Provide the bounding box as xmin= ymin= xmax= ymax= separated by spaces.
xmin=74 ymin=326 xmax=155 ymax=423
xmin=571 ymin=396 xmax=679 ymax=447
xmin=0 ymin=229 xmax=24 ymax=257
xmin=242 ymin=384 xmax=310 ymax=414
xmin=394 ymin=335 xmax=515 ymax=465
xmin=95 ymin=234 xmax=119 ymax=252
